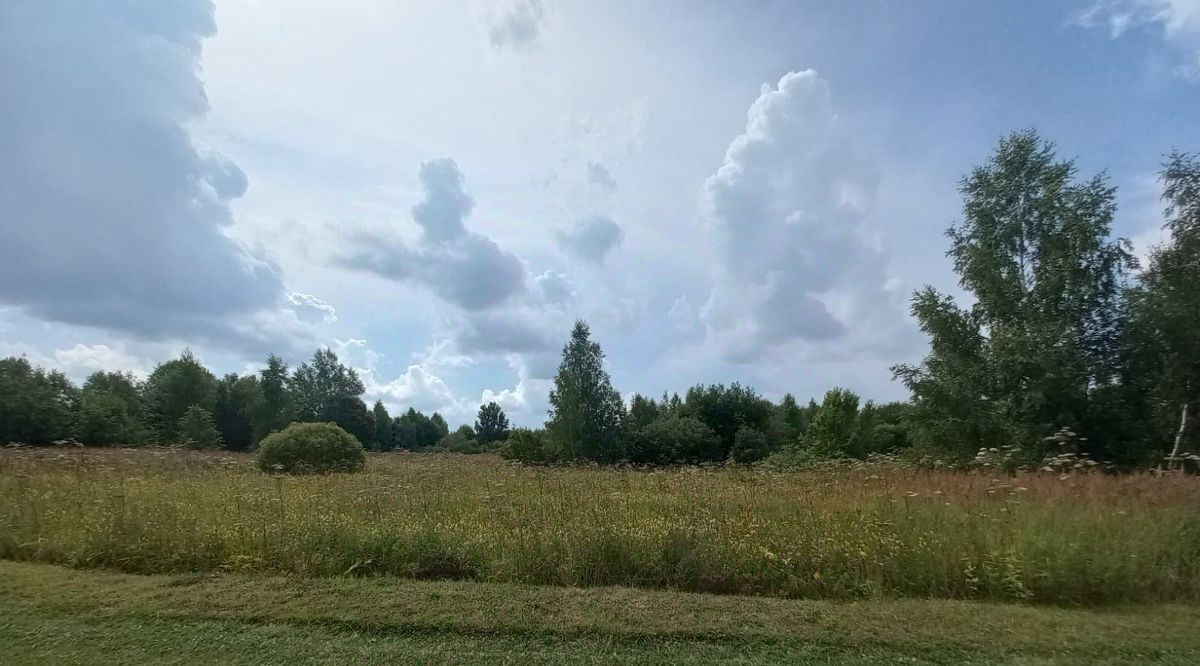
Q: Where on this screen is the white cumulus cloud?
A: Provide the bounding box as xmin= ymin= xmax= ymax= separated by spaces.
xmin=698 ymin=69 xmax=911 ymax=362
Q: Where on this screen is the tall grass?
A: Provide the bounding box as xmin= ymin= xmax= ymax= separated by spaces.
xmin=2 ymin=447 xmax=1198 ymax=604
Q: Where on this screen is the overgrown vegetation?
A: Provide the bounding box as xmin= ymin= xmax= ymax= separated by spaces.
xmin=2 ymin=448 xmax=1198 ymax=605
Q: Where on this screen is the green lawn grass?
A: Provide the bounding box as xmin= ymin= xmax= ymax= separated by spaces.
xmin=2 ymin=561 xmax=1198 ymax=665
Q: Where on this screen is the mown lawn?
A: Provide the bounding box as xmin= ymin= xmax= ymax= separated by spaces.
xmin=2 ymin=561 xmax=1198 ymax=664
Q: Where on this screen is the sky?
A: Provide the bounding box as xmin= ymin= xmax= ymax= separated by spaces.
xmin=2 ymin=0 xmax=1199 ymax=427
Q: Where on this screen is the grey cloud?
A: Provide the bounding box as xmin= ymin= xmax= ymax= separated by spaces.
xmin=0 ymin=1 xmax=283 ymax=346
xmin=700 ymin=69 xmax=903 ymax=361
xmin=486 ymin=0 xmax=546 ymax=51
xmin=412 ymin=158 xmax=472 ymax=242
xmin=586 ymin=161 xmax=618 ymax=195
xmin=558 ymin=215 xmax=624 ymax=263
xmin=534 ymin=270 xmax=573 ymax=304
xmin=339 ymin=159 xmax=526 ymax=310
xmin=454 ymin=313 xmax=552 ymax=355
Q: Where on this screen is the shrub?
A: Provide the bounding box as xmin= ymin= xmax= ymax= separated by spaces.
xmin=256 ymin=422 xmax=365 ymax=474
xmin=499 ymin=428 xmax=556 ymax=464
xmin=436 ymin=427 xmax=482 ymax=454
xmin=729 ymin=425 xmax=770 ymax=464
xmin=631 ymin=416 xmax=720 ymax=464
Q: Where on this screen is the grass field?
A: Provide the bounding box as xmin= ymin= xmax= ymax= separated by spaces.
xmin=3 ymin=560 xmax=1200 ymax=664
xmin=2 ymin=447 xmax=1199 ymax=604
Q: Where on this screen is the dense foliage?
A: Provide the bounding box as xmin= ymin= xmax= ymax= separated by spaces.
xmin=255 ymin=422 xmax=366 ymax=474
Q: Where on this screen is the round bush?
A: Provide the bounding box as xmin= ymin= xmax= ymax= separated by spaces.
xmin=256 ymin=422 xmax=366 ymax=474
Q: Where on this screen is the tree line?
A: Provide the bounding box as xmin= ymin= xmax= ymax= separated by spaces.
xmin=0 ymin=347 xmax=510 ymax=454
xmin=1 ymin=131 xmax=1196 ymax=469
xmin=511 ymin=131 xmax=1199 ymax=469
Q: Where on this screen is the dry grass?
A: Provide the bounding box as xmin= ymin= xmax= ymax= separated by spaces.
xmin=2 ymin=447 xmax=1198 ymax=604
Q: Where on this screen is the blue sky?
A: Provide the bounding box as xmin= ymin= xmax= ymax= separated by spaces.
xmin=2 ymin=0 xmax=1198 ymax=426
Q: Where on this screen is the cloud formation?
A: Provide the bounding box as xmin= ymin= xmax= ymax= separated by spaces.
xmin=586 ymin=161 xmax=619 ymax=195
xmin=0 ymin=1 xmax=284 ymax=343
xmin=339 ymin=159 xmax=527 ymax=310
xmin=286 ymin=292 xmax=337 ymax=324
xmin=699 ymin=70 xmax=907 ymax=362
xmin=484 ymin=0 xmax=546 ymax=51
xmin=1075 ymin=0 xmax=1200 ymax=77
xmin=558 ymin=215 xmax=624 ymax=263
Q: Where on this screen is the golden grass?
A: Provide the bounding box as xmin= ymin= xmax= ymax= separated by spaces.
xmin=2 ymin=447 xmax=1198 ymax=604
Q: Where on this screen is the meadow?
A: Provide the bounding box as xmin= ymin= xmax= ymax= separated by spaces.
xmin=2 ymin=447 xmax=1198 ymax=605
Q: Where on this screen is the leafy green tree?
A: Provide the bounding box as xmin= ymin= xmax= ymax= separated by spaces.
xmin=430 ymin=412 xmax=449 ymax=439
xmin=628 ymin=416 xmax=720 ymax=464
xmin=0 ymin=357 xmax=78 ymax=444
xmin=438 ymin=425 xmax=482 ymax=454
xmin=253 ymin=354 xmax=294 ymax=443
xmin=678 ymin=383 xmax=773 ymax=459
xmin=142 ymin=350 xmax=218 ymax=443
xmin=78 ymin=371 xmax=145 ymax=445
xmin=290 ymin=349 xmax=365 ymax=423
xmin=777 ymin=394 xmax=809 ymax=436
xmin=178 ymin=404 xmax=222 ymax=449
xmin=804 ymin=388 xmax=862 ymax=455
xmin=324 ymin=395 xmax=374 ymax=446
xmin=1128 ymin=152 xmax=1200 ymax=466
xmin=547 ymin=320 xmax=626 ymax=462
xmin=627 ymin=393 xmax=661 ymax=429
xmin=214 ymin=374 xmax=261 ymax=451
xmin=392 ymin=411 xmax=417 ymax=450
xmin=392 ymin=408 xmax=442 ymax=450
xmin=371 ymin=400 xmax=392 ymax=451
xmin=474 ymin=401 xmax=510 ymax=445
xmin=894 ymin=130 xmax=1135 ymax=459
xmin=730 ymin=425 xmax=770 ymax=464
xmin=498 ymin=428 xmax=556 ymax=464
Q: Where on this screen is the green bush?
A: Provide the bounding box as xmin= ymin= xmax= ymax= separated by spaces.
xmin=729 ymin=425 xmax=770 ymax=464
xmin=256 ymin=422 xmax=365 ymax=474
xmin=498 ymin=428 xmax=555 ymax=464
xmin=630 ymin=416 xmax=720 ymax=464
xmin=436 ymin=426 xmax=483 ymax=454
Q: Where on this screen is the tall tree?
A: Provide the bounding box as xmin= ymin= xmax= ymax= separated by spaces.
xmin=678 ymin=383 xmax=773 ymax=460
xmin=0 ymin=356 xmax=78 ymax=444
xmin=627 ymin=394 xmax=661 ymax=430
xmin=290 ymin=349 xmax=365 ymax=422
xmin=1128 ymin=152 xmax=1200 ymax=466
xmin=77 ymin=370 xmax=145 ymax=445
xmin=143 ymin=349 xmax=218 ymax=443
xmin=894 ymin=130 xmax=1135 ymax=459
xmin=430 ymin=412 xmax=449 ymax=440
xmin=392 ymin=408 xmax=441 ymax=450
xmin=474 ymin=401 xmax=510 ymax=445
xmin=324 ymin=395 xmax=374 ymax=446
xmin=213 ymin=373 xmax=261 ymax=451
xmin=178 ymin=404 xmax=221 ymax=449
xmin=547 ymin=320 xmax=625 ymax=462
xmin=372 ymin=400 xmax=392 ymax=451
xmin=253 ymin=354 xmax=293 ymax=442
